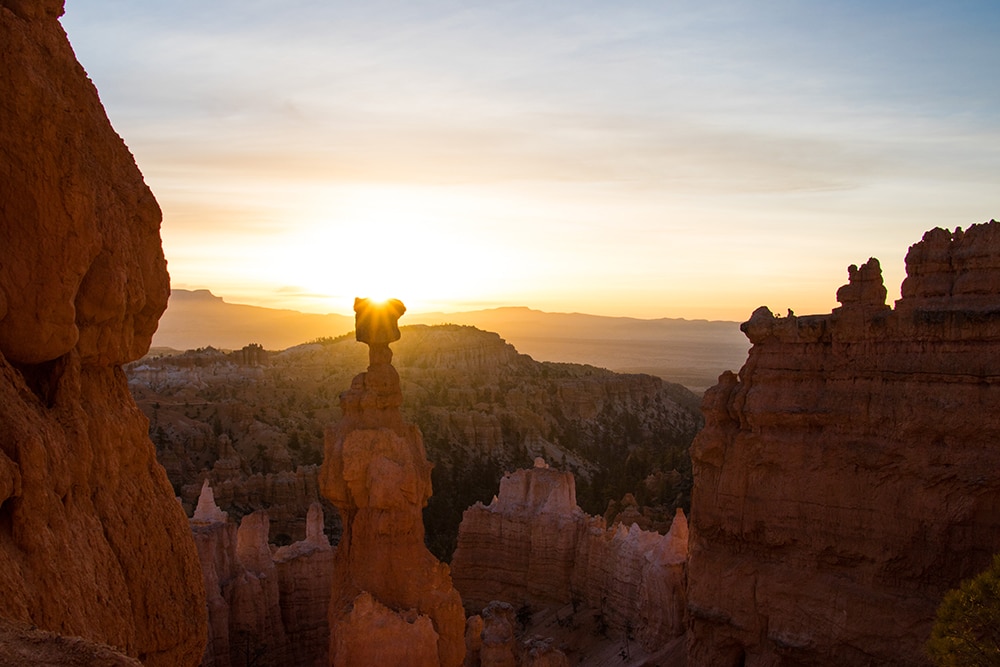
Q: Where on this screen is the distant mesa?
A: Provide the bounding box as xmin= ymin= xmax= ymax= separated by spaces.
xmin=153 ymin=289 xmax=355 ymax=351
xmin=154 ymin=289 xmax=748 ymax=392
xmin=183 ymin=288 xmax=224 ymax=302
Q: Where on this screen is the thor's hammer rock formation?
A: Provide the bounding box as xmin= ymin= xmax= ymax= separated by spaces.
xmin=0 ymin=1 xmax=206 ymax=664
xmin=687 ymin=222 xmax=1000 ymax=666
xmin=320 ymin=298 xmax=466 ymax=667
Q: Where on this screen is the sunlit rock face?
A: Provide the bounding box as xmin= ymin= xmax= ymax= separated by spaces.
xmin=0 ymin=3 xmax=205 ymax=664
xmin=320 ymin=299 xmax=466 ymax=667
xmin=687 ymin=221 xmax=1000 ymax=667
xmin=451 ymin=458 xmax=689 ymax=650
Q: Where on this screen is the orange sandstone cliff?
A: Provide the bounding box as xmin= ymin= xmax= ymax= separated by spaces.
xmin=687 ymin=222 xmax=1000 ymax=666
xmin=320 ymin=299 xmax=466 ymax=667
xmin=0 ymin=0 xmax=206 ymax=663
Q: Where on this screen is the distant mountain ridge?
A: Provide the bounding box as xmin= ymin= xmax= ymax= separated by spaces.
xmin=154 ymin=289 xmax=750 ymax=391
xmin=153 ymin=289 xmax=355 ymax=351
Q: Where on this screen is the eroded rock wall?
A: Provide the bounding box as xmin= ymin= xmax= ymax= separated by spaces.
xmin=451 ymin=459 xmax=688 ymax=650
xmin=0 ymin=2 xmax=206 ymax=664
xmin=193 ymin=486 xmax=334 ymax=667
xmin=687 ymin=222 xmax=1000 ymax=666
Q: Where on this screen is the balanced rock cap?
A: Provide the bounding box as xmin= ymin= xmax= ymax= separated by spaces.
xmin=354 ymin=297 xmax=406 ymax=345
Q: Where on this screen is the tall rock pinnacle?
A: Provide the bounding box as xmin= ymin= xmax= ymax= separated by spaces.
xmin=320 ymin=298 xmax=465 ymax=667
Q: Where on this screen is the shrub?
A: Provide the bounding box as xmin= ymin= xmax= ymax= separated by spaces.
xmin=927 ymin=554 xmax=1000 ymax=666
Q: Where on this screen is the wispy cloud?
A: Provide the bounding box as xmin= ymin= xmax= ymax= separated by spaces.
xmin=61 ymin=0 xmax=1000 ymax=318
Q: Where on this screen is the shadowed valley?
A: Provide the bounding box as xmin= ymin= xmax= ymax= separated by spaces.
xmin=129 ymin=324 xmax=704 ymax=561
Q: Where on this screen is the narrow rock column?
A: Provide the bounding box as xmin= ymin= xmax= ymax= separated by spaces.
xmin=320 ymin=298 xmax=466 ymax=667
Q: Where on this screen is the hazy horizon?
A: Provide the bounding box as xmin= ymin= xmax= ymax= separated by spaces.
xmin=62 ymin=1 xmax=1000 ymax=320
xmin=170 ymin=286 xmax=750 ymax=322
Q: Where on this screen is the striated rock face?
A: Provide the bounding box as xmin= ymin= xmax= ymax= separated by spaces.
xmin=453 ymin=459 xmax=591 ymax=608
xmin=0 ymin=3 xmax=206 ymax=665
xmin=687 ymin=222 xmax=1000 ymax=666
xmin=321 ymin=299 xmax=466 ymax=667
xmin=273 ymin=503 xmax=336 ymax=667
xmin=452 ymin=459 xmax=688 ymax=650
xmin=193 ymin=484 xmax=333 ymax=667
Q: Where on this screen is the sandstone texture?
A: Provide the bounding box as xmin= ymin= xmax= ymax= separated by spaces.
xmin=0 ymin=2 xmax=206 ymax=664
xmin=273 ymin=503 xmax=337 ymax=667
xmin=193 ymin=484 xmax=334 ymax=667
xmin=687 ymin=222 xmax=1000 ymax=666
xmin=321 ymin=302 xmax=466 ymax=666
xmin=0 ymin=618 xmax=142 ymax=667
xmin=452 ymin=459 xmax=688 ymax=650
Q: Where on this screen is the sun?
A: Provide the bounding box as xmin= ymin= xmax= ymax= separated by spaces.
xmin=241 ymin=184 xmax=522 ymax=314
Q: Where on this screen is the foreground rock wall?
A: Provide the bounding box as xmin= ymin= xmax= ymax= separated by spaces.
xmin=687 ymin=222 xmax=1000 ymax=666
xmin=0 ymin=2 xmax=206 ymax=664
xmin=452 ymin=459 xmax=688 ymax=650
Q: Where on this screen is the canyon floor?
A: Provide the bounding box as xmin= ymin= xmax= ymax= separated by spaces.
xmin=524 ymin=604 xmax=686 ymax=667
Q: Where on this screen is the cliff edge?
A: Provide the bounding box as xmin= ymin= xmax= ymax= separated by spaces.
xmin=687 ymin=222 xmax=1000 ymax=666
xmin=0 ymin=2 xmax=207 ymax=664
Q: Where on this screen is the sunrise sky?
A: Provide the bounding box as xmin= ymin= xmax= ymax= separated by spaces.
xmin=61 ymin=1 xmax=999 ymax=320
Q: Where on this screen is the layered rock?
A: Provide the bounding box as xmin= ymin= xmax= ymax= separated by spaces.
xmin=193 ymin=484 xmax=333 ymax=667
xmin=451 ymin=459 xmax=688 ymax=650
xmin=687 ymin=222 xmax=1000 ymax=666
xmin=320 ymin=298 xmax=466 ymax=667
xmin=274 ymin=503 xmax=336 ymax=667
xmin=0 ymin=3 xmax=205 ymax=664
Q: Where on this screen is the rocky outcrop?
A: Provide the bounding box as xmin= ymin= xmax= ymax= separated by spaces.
xmin=0 ymin=3 xmax=206 ymax=664
xmin=193 ymin=464 xmax=332 ymax=544
xmin=451 ymin=459 xmax=688 ymax=650
xmin=452 ymin=459 xmax=590 ymax=608
xmin=0 ymin=618 xmax=142 ymax=667
xmin=320 ymin=299 xmax=466 ymax=667
xmin=193 ymin=483 xmax=333 ymax=667
xmin=687 ymin=222 xmax=1000 ymax=666
xmin=273 ymin=503 xmax=336 ymax=667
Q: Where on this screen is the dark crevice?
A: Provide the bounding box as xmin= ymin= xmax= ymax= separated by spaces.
xmin=0 ymin=497 xmax=15 ymax=536
xmin=10 ymin=357 xmax=62 ymax=408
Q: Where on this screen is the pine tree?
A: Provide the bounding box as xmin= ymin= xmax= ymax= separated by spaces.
xmin=927 ymin=554 xmax=1000 ymax=666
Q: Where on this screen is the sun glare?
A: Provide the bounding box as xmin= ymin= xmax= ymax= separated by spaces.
xmin=249 ymin=185 xmax=515 ymax=314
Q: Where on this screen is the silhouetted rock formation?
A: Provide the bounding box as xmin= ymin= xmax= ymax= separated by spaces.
xmin=321 ymin=300 xmax=466 ymax=666
xmin=452 ymin=459 xmax=688 ymax=650
xmin=0 ymin=3 xmax=205 ymax=664
xmin=687 ymin=221 xmax=1000 ymax=666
